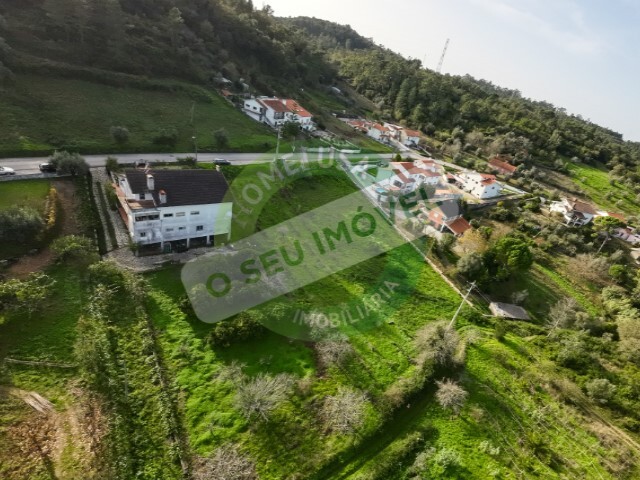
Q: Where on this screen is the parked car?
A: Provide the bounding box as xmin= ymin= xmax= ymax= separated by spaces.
xmin=0 ymin=166 xmax=15 ymax=176
xmin=39 ymin=162 xmax=56 ymax=173
xmin=213 ymin=158 xmax=231 ymax=166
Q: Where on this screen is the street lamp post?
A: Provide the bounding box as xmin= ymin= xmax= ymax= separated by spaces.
xmin=274 ymin=126 xmax=282 ymax=163
xmin=192 ymin=135 xmax=198 ymax=163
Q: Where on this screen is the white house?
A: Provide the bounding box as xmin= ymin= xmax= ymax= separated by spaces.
xmin=400 ymin=128 xmax=422 ymax=147
xmin=243 ymin=97 xmax=314 ymax=130
xmin=456 ymin=172 xmax=502 ymax=199
xmin=367 ymin=123 xmax=391 ymax=143
xmin=114 ymin=169 xmax=233 ymax=251
xmin=549 ymin=198 xmax=597 ymax=226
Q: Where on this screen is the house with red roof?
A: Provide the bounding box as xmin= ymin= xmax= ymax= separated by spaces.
xmin=243 ymin=96 xmax=314 ymax=130
xmin=426 ymin=202 xmax=472 ymax=236
xmin=367 ymin=123 xmax=391 ymax=143
xmin=488 ymin=156 xmax=517 ymax=175
xmin=400 ymin=128 xmax=422 ymax=147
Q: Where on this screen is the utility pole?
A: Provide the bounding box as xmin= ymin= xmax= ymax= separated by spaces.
xmin=448 ymin=281 xmax=475 ymax=329
xmin=192 ymin=135 xmax=198 ymax=163
xmin=274 ymin=125 xmax=282 ymax=163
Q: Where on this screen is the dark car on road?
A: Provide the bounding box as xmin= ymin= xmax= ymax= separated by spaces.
xmin=213 ymin=158 xmax=231 ymax=166
xmin=39 ymin=162 xmax=56 ymax=173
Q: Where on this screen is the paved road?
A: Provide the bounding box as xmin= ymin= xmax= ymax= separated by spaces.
xmin=0 ymin=151 xmax=394 ymax=175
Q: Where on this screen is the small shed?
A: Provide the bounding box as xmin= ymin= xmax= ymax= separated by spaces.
xmin=489 ymin=302 xmax=530 ymax=320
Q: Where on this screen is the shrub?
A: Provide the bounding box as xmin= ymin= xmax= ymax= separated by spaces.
xmin=51 ymin=235 xmax=97 ymax=262
xmin=213 ymin=128 xmax=229 ymax=149
xmin=435 ymin=379 xmax=468 ymax=416
xmin=585 ymin=378 xmax=616 ymax=404
xmin=208 ymin=310 xmax=267 ymax=347
xmin=153 ymin=127 xmax=178 ymax=147
xmin=105 ymin=156 xmax=120 ymax=174
xmin=320 ymin=387 xmax=369 ymax=435
xmin=110 ymin=126 xmax=130 ymax=144
xmin=415 ymin=321 xmax=462 ymax=367
xmin=234 ymin=372 xmax=295 ymax=421
xmin=0 ymin=206 xmax=44 ymax=242
xmin=194 ymin=444 xmax=257 ymax=480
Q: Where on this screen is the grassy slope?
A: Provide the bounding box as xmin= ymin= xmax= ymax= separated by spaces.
xmin=566 ymin=162 xmax=639 ymax=215
xmin=0 ymin=178 xmax=51 ymax=259
xmin=0 ymin=74 xmax=278 ymax=156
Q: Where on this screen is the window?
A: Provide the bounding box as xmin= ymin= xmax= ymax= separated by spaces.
xmin=140 ymin=193 xmax=145 ymax=200
xmin=190 ymin=211 xmax=200 ymax=215
xmin=166 ymin=228 xmax=174 ymax=232
xmin=196 ymin=225 xmax=204 ymax=231
xmin=135 ymin=214 xmax=159 ymax=222
xmin=179 ymin=227 xmax=186 ymax=231
xmin=164 ymin=213 xmax=173 ymax=218
xmin=176 ymin=212 xmax=185 ymax=217
xmin=139 ymin=232 xmax=147 ymax=237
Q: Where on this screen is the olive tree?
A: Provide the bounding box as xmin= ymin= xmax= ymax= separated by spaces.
xmin=435 ymin=379 xmax=468 ymax=417
xmin=234 ymin=372 xmax=295 ymax=422
xmin=320 ymin=387 xmax=369 ymax=434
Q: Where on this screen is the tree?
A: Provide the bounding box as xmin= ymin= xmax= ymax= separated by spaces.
xmin=456 ymin=253 xmax=487 ymax=282
xmin=194 ymin=444 xmax=257 ymax=480
xmin=585 ymin=378 xmax=616 ymax=404
xmin=110 ymin=126 xmax=130 ymax=144
xmin=594 ymin=216 xmax=624 ymax=253
xmin=548 ymin=297 xmax=579 ymax=330
xmin=320 ymin=387 xmax=368 ymax=434
xmin=214 ymin=128 xmax=230 ymax=150
xmin=0 ymin=206 xmax=44 ymax=242
xmin=435 ymin=379 xmax=468 ymax=416
xmin=234 ymin=372 xmax=294 ymax=421
xmin=50 ymin=151 xmax=89 ymax=176
xmin=105 ymin=156 xmax=120 ymax=173
xmin=415 ymin=321 xmax=462 ymax=367
xmin=167 ymin=7 xmax=184 ymax=49
xmin=281 ymin=121 xmax=300 ymax=140
xmin=488 ymin=236 xmax=533 ymax=279
xmin=315 ymin=340 xmax=355 ymax=368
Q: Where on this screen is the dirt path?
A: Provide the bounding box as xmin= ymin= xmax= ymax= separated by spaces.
xmin=6 ymin=178 xmax=81 ymax=278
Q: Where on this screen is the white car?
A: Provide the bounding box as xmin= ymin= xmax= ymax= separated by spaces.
xmin=0 ymin=166 xmax=15 ymax=176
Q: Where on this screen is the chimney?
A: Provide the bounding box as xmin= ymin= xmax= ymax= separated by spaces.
xmin=146 ymin=174 xmax=154 ymax=191
xmin=159 ymin=189 xmax=167 ymax=204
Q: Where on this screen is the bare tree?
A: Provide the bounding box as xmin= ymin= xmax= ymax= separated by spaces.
xmin=315 ymin=340 xmax=355 ymax=368
xmin=566 ymin=254 xmax=609 ymax=285
xmin=321 ymin=387 xmax=369 ymax=434
xmin=435 ymin=379 xmax=468 ymax=416
xmin=415 ymin=321 xmax=462 ymax=367
xmin=547 ymin=297 xmax=581 ymax=334
xmin=234 ymin=372 xmax=294 ymax=422
xmin=194 ymin=443 xmax=258 ymax=480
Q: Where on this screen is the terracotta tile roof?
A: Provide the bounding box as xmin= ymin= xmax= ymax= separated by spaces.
xmin=607 ymin=212 xmax=626 ymax=221
xmin=570 ymin=198 xmax=597 ymax=215
xmin=392 ymin=170 xmax=414 ymax=184
xmin=284 ymin=99 xmax=312 ymax=117
xmin=403 ymin=128 xmax=422 ymax=138
xmin=489 ymin=157 xmax=517 ymax=173
xmin=259 ymin=98 xmax=288 ymax=113
xmin=371 ymin=123 xmax=390 ymax=132
xmin=446 ymin=217 xmax=472 ymax=235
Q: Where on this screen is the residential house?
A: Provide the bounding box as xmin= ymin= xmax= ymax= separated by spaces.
xmin=367 ymin=123 xmax=391 ymax=143
xmin=114 ymin=169 xmax=233 ymax=250
xmin=400 ymin=128 xmax=422 ymax=147
xmin=488 ymin=156 xmax=517 ymax=175
xmin=549 ymin=198 xmax=597 ymax=226
xmin=426 ymin=202 xmax=472 ymax=236
xmin=456 ymin=172 xmax=502 ymax=199
xmin=243 ymin=97 xmax=314 ymax=130
xmin=614 ymin=226 xmax=640 ymax=244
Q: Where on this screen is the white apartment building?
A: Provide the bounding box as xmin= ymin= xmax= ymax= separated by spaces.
xmin=114 ymin=169 xmax=233 ymax=251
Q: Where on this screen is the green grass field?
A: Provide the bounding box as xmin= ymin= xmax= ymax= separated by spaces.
xmin=0 ymin=178 xmax=51 ymax=259
xmin=0 ymin=74 xmax=278 ymax=156
xmin=566 ymin=162 xmax=639 ymax=215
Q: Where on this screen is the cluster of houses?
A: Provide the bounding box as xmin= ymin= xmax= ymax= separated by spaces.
xmin=242 ymin=96 xmax=315 ymax=131
xmin=341 ymin=118 xmax=421 ymax=147
xmin=354 ymin=158 xmax=473 ymax=237
xmin=549 ymin=197 xmax=639 ymax=244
